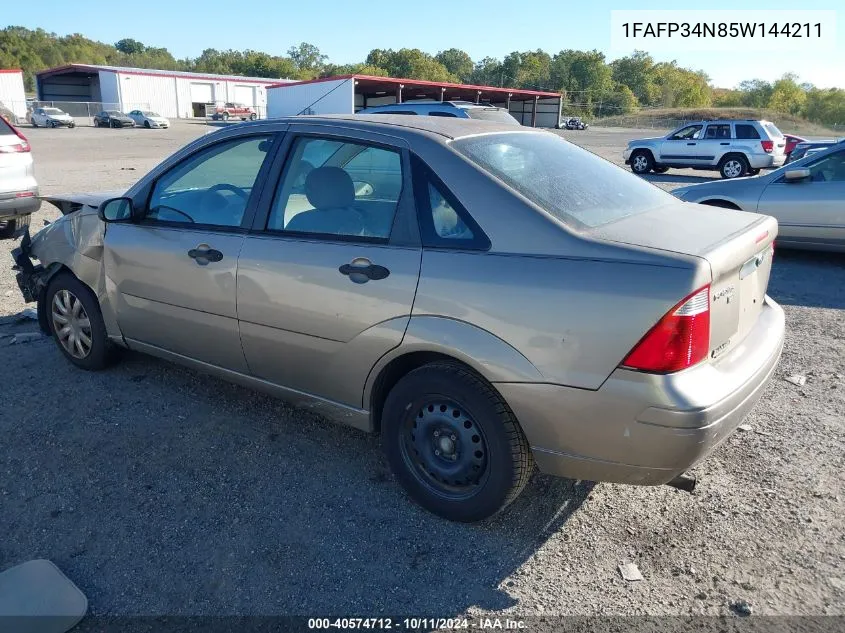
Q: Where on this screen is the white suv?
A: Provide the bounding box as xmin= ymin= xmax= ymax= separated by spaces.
xmin=623 ymin=120 xmax=787 ymax=179
xmin=0 ymin=117 xmax=38 ymax=239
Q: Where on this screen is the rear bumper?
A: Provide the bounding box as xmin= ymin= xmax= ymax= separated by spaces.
xmin=496 ymin=296 xmax=785 ymax=485
xmin=749 ymin=153 xmax=786 ymax=169
xmin=0 ymin=191 xmax=40 ymax=220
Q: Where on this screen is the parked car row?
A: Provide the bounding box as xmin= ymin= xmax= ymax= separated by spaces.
xmin=26 ymin=107 xmax=171 ymax=130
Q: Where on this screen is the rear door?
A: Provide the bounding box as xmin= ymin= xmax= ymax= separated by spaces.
xmin=104 ymin=132 xmax=279 ymax=371
xmin=658 ymin=124 xmax=705 ymax=163
xmin=237 ymin=125 xmax=422 ymax=408
xmin=698 ymin=123 xmax=732 ymax=165
xmin=757 ymin=149 xmax=845 ymax=248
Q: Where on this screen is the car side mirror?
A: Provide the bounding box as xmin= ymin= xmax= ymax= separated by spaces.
xmin=98 ymin=197 xmax=135 ymax=222
xmin=784 ymin=168 xmax=811 ymax=182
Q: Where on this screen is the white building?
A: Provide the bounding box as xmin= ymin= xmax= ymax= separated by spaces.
xmin=266 ymin=74 xmax=563 ymax=128
xmin=0 ymin=69 xmax=27 ymax=119
xmin=35 ymin=64 xmax=293 ymax=119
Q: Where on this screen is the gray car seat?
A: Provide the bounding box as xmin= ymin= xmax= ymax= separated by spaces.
xmin=286 ymin=167 xmax=365 ymax=236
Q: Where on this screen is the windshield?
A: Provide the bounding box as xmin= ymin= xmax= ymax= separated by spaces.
xmin=464 ymin=108 xmax=520 ymax=125
xmin=451 ymin=132 xmax=675 ymax=229
xmin=44 ymin=108 xmax=64 ymax=115
xmin=107 ymin=111 xmax=123 ymax=116
xmin=143 ymin=111 xmax=160 ymax=117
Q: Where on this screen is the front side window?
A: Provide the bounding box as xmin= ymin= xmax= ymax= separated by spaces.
xmin=147 ymin=135 xmax=272 ymax=227
xmin=669 ymin=125 xmax=703 ymax=140
xmin=267 ymin=136 xmax=403 ymax=240
xmin=452 ymin=132 xmax=674 ymax=229
xmin=807 ymin=150 xmax=845 ymax=182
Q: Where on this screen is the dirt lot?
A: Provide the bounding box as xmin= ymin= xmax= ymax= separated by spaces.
xmin=1 ymin=122 xmax=843 ymax=619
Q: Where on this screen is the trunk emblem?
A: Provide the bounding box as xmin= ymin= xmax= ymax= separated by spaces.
xmin=713 ymin=286 xmax=735 ymax=304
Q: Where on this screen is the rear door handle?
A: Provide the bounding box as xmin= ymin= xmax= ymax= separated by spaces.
xmin=188 ymin=245 xmax=223 ymax=265
xmin=339 ymin=258 xmax=390 ymax=283
xmin=687 ymin=142 xmax=696 ymax=146
xmin=720 ymin=142 xmax=730 ymax=145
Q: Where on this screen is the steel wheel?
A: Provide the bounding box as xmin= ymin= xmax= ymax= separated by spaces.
xmin=51 ymin=289 xmax=93 ymax=359
xmin=400 ymin=399 xmax=490 ymax=500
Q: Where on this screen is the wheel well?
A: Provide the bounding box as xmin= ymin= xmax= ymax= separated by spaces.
xmin=369 ymin=351 xmax=482 ymax=433
xmin=718 ymin=152 xmax=748 ymax=166
xmin=700 ymin=199 xmax=741 ymax=210
xmin=631 ymin=147 xmax=654 ymax=160
xmin=36 ymin=263 xmax=76 ymax=333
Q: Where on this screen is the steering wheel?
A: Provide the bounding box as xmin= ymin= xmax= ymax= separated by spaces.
xmin=200 ymin=183 xmax=249 ymax=222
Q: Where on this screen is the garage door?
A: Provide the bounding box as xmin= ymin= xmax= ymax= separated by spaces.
xmin=190 ymin=82 xmax=214 ymax=104
xmin=234 ymin=85 xmax=256 ymax=106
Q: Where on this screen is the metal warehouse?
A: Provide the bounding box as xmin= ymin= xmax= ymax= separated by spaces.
xmin=266 ymin=75 xmax=563 ymax=127
xmin=0 ymin=69 xmax=27 ymax=119
xmin=35 ymin=64 xmax=294 ymax=119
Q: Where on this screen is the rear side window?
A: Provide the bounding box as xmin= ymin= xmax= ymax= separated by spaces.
xmin=0 ymin=116 xmax=15 ymax=135
xmin=735 ymin=124 xmax=760 ymax=139
xmin=428 ymin=111 xmax=459 ymax=117
xmin=369 ymin=110 xmax=417 ymax=115
xmin=451 ymin=132 xmax=675 ymax=229
xmin=464 ymin=108 xmax=520 ymax=124
xmin=705 ymin=124 xmax=731 ymax=139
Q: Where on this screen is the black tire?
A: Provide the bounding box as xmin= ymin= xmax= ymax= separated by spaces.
xmin=249 ymin=113 xmax=257 ymax=121
xmin=44 ymin=272 xmax=117 ymax=371
xmin=144 ymin=120 xmax=151 ymax=129
xmin=30 ymin=118 xmax=38 ymax=128
xmin=630 ymin=150 xmax=653 ymax=175
xmin=222 ymin=112 xmax=230 ymax=121
xmin=719 ymin=154 xmax=749 ymax=179
xmin=69 ymin=121 xmax=75 ymax=129
xmin=381 ymin=361 xmax=533 ymax=522
xmin=652 ymin=166 xmax=669 ymax=174
xmin=111 ymin=120 xmax=117 ymax=128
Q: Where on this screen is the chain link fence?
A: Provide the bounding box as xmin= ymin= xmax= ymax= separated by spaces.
xmin=2 ymin=101 xmax=153 ymax=127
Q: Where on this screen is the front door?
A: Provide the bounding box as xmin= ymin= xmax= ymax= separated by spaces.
xmin=237 ymin=128 xmax=422 ymax=408
xmin=104 ymin=133 xmax=277 ymax=371
xmin=758 ymin=149 xmax=845 ymax=248
xmin=658 ymin=123 xmax=705 ymax=163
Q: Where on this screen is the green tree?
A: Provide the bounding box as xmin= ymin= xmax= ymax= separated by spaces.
xmin=114 ymin=38 xmax=145 ymax=55
xmin=364 ymin=48 xmax=455 ymax=82
xmin=469 ymin=57 xmax=503 ymax=86
xmin=610 ymin=51 xmax=659 ymax=106
xmin=768 ymin=73 xmax=806 ymax=115
xmin=737 ymin=79 xmax=773 ymax=108
xmin=287 ymin=42 xmax=327 ymax=79
xmin=435 ymin=48 xmax=473 ymax=83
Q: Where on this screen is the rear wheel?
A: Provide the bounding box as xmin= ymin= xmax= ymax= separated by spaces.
xmin=30 ymin=118 xmax=38 ymax=128
xmin=249 ymin=113 xmax=257 ymax=121
xmin=381 ymin=362 xmax=533 ymax=522
xmin=222 ymin=112 xmax=230 ymax=121
xmin=719 ymin=155 xmax=749 ymax=179
xmin=630 ymin=150 xmax=653 ymax=175
xmin=45 ymin=272 xmax=117 ymax=371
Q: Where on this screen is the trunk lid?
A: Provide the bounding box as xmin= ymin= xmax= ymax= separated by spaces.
xmin=593 ymin=201 xmax=777 ymax=362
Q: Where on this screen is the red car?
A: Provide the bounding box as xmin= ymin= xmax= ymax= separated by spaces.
xmin=783 ymin=134 xmax=806 ymax=157
xmin=211 ymin=102 xmax=257 ymax=121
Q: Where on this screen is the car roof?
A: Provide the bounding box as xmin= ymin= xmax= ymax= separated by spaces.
xmin=266 ymin=114 xmax=532 ymax=141
xmin=362 ymin=101 xmax=497 ymax=111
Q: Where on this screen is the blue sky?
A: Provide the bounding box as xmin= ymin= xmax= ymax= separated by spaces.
xmin=13 ymin=0 xmax=845 ymax=89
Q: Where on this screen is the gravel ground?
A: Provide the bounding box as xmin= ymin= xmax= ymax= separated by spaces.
xmin=1 ymin=122 xmax=843 ymax=619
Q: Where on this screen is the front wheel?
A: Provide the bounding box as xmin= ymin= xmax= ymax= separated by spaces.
xmin=144 ymin=120 xmax=151 ymax=128
xmin=222 ymin=113 xmax=230 ymax=121
xmin=30 ymin=118 xmax=38 ymax=128
xmin=381 ymin=362 xmax=533 ymax=522
xmin=630 ymin=150 xmax=653 ymax=175
xmin=45 ymin=272 xmax=117 ymax=371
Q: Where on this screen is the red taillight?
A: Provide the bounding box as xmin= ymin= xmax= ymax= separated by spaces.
xmin=0 ymin=125 xmax=30 ymax=153
xmin=761 ymin=140 xmax=774 ymax=153
xmin=621 ymin=286 xmax=711 ymax=373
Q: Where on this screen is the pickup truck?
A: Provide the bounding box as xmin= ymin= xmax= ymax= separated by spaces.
xmin=211 ymin=103 xmax=257 ymax=121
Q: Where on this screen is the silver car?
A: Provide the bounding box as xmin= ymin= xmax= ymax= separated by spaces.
xmin=0 ymin=117 xmax=39 ymax=239
xmin=674 ymin=144 xmax=845 ymax=252
xmin=623 ymin=119 xmax=787 ymax=179
xmin=12 ymin=116 xmax=785 ymax=521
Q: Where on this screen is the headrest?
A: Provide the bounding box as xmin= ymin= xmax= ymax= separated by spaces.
xmin=305 ymin=167 xmax=355 ymax=210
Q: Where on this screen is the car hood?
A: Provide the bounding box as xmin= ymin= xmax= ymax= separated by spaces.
xmin=629 ymin=136 xmax=664 ymax=145
xmin=672 ymin=176 xmax=767 ymax=202
xmin=41 ymin=190 xmax=126 ymax=215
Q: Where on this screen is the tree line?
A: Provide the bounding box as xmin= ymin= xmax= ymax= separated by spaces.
xmin=1 ymin=27 xmax=842 ymax=126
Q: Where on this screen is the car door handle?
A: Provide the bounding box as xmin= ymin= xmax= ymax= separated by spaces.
xmin=188 ymin=245 xmax=223 ymax=264
xmin=339 ymin=258 xmax=390 ymax=283
xmin=687 ymin=142 xmax=696 ymax=146
xmin=720 ymin=142 xmax=730 ymax=145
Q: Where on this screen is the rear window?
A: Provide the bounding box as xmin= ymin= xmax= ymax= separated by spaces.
xmin=464 ymin=108 xmax=520 ymax=124
xmin=451 ymin=132 xmax=675 ymax=229
xmin=0 ymin=117 xmax=16 ymax=136
xmin=764 ymin=123 xmax=783 ymax=139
